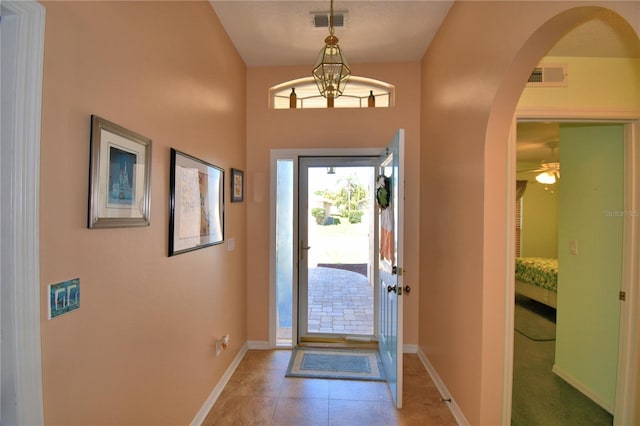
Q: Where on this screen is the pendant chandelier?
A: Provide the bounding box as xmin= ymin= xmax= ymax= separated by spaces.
xmin=312 ymin=0 xmax=351 ymax=103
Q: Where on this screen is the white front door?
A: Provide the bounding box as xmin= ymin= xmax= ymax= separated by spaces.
xmin=377 ymin=129 xmax=405 ymax=408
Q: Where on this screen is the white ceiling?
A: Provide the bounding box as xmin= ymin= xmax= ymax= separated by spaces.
xmin=210 ymin=1 xmax=455 ymax=67
xmin=209 ymin=1 xmax=639 ymax=163
xmin=210 ymin=1 xmax=639 ymax=67
xmin=516 ymin=122 xmax=561 ymax=164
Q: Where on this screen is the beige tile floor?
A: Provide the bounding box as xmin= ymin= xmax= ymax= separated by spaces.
xmin=203 ymin=350 xmax=457 ymax=426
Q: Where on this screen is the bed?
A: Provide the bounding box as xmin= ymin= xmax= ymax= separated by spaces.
xmin=515 ymin=257 xmax=558 ymax=308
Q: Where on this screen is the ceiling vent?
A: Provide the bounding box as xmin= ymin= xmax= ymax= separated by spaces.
xmin=311 ymin=12 xmax=346 ymax=29
xmin=527 ymin=64 xmax=568 ymax=87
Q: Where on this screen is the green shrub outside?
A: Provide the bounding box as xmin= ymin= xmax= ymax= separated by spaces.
xmin=311 ymin=208 xmax=325 ymax=225
xmin=348 ymin=210 xmax=363 ymax=224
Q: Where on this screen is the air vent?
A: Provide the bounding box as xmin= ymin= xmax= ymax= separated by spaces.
xmin=312 ymin=12 xmax=346 ymax=29
xmin=527 ymin=64 xmax=568 ymax=87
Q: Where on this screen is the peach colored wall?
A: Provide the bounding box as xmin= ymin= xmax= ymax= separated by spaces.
xmin=246 ymin=63 xmax=421 ymax=345
xmin=419 ymin=1 xmax=639 ymax=424
xmin=637 ymin=293 xmax=640 ymax=424
xmin=39 ymin=2 xmax=246 ymax=424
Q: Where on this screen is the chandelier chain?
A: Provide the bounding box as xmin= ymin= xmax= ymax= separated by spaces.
xmin=312 ymin=0 xmax=350 ymax=100
xmin=329 ymin=0 xmax=335 ymax=36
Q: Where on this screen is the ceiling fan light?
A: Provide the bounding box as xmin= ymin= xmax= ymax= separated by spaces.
xmin=536 ymin=171 xmax=556 ymax=185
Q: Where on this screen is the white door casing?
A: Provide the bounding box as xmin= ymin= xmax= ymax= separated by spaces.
xmin=0 ymin=1 xmax=45 ymax=424
xmin=269 ymin=148 xmax=384 ymax=348
xmin=505 ymin=113 xmax=640 ymax=425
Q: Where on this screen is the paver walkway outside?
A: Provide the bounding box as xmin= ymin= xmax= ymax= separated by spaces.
xmin=307 ymin=266 xmax=374 ymax=335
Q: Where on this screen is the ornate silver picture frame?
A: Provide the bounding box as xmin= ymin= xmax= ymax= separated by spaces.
xmin=88 ymin=115 xmax=152 ymax=228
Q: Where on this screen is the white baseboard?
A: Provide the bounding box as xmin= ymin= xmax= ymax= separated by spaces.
xmin=417 ymin=347 xmax=469 ymax=426
xmin=403 ymin=344 xmax=418 ymax=353
xmin=190 ymin=343 xmax=249 ymax=426
xmin=247 ymin=340 xmax=271 ymax=350
xmin=552 ymin=364 xmax=614 ymax=414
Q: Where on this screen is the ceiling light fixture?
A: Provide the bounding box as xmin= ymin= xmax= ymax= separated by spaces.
xmin=312 ymin=0 xmax=350 ymax=106
xmin=535 ymin=171 xmax=556 ymax=185
xmin=535 ymin=162 xmax=560 ymax=185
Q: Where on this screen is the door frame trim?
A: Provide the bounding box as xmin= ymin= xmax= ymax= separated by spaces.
xmin=269 ymin=148 xmax=383 ymax=348
xmin=0 ymin=1 xmax=46 ymax=424
xmin=298 ymin=155 xmax=380 ymax=344
xmin=504 ymin=108 xmax=640 ymax=424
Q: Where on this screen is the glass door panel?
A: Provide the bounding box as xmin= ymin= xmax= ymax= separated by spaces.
xmin=275 ymin=159 xmax=294 ymax=346
xmin=298 ymin=157 xmax=378 ymax=344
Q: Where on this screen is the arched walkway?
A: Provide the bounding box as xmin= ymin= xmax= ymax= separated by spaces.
xmin=420 ymin=2 xmax=640 ymax=424
xmin=485 ymin=6 xmax=640 ymax=425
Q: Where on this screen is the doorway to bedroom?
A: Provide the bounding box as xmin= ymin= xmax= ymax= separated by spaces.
xmin=512 ymin=120 xmax=627 ymax=425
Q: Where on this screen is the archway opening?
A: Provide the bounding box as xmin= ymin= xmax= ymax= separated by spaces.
xmin=484 ymin=6 xmax=640 ymax=425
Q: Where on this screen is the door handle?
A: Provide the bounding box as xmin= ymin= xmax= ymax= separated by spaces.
xmin=387 ymin=285 xmax=409 ymax=296
xmin=300 ymin=240 xmax=311 ymax=260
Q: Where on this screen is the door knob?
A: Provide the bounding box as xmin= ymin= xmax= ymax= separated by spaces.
xmin=387 ymin=285 xmax=397 ymax=294
xmin=404 ymin=285 xmax=411 ymax=294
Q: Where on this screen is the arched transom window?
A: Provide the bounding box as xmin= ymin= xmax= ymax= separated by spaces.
xmin=270 ymin=76 xmax=394 ymax=109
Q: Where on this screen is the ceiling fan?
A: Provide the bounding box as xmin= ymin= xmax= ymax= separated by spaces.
xmin=518 ymin=141 xmax=560 ymax=184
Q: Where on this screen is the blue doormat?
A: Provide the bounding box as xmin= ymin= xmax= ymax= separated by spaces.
xmin=286 ymin=348 xmax=385 ymax=381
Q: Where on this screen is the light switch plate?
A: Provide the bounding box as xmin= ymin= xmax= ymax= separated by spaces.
xmin=570 ymin=240 xmax=578 ymax=255
xmin=48 ymin=278 xmax=80 ymax=319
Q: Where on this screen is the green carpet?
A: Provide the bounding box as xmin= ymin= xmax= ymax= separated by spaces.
xmin=514 ymin=295 xmax=556 ymax=341
xmin=286 ymin=348 xmax=385 ymax=381
xmin=512 ymin=295 xmax=613 ymax=426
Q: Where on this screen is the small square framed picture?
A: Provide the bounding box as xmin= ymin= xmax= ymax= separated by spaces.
xmin=230 ymin=168 xmax=244 ymax=203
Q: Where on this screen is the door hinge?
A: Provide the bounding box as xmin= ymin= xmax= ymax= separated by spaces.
xmin=619 ymin=291 xmax=626 ymax=301
xmin=392 ymin=266 xmax=403 ymax=276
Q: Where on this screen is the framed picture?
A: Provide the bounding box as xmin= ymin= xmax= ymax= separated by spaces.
xmin=88 ymin=115 xmax=152 ymax=228
xmin=169 ymin=149 xmax=224 ymax=256
xmin=230 ymin=168 xmax=244 ymax=202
